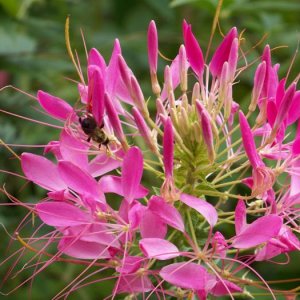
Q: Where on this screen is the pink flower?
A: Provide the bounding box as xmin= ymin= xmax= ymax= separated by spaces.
xmin=232 ymin=200 xmax=282 ymax=249
xmin=239 ymin=111 xmax=274 ymax=195
xmin=210 ymin=27 xmax=238 ymax=78
xmin=147 ymin=20 xmax=158 ymax=76
xmin=183 ymin=20 xmax=204 ymax=80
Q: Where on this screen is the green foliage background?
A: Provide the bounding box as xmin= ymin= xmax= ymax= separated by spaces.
xmin=0 ymin=0 xmax=299 ymax=299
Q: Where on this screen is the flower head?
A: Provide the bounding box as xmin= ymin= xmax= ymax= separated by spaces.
xmin=2 ymin=19 xmax=299 ymax=300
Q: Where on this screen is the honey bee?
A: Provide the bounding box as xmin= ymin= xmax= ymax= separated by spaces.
xmin=79 ymin=115 xmax=110 ymax=148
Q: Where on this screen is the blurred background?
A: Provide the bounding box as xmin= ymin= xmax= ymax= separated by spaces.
xmin=0 ymin=0 xmax=299 ymax=299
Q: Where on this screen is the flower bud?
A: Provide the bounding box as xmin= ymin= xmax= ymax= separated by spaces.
xmin=249 ymin=61 xmax=266 ymax=112
xmin=179 ymin=45 xmax=188 ymax=92
xmin=210 ymin=27 xmax=238 ymax=78
xmin=192 ymin=82 xmax=200 ymax=106
xmin=196 ymin=100 xmax=215 ymax=163
xmin=147 ymin=20 xmax=158 ymax=75
xmin=88 ymin=48 xmax=106 ymax=72
xmin=228 ymin=37 xmax=238 ymax=81
xmin=148 ymin=21 xmax=161 ymax=96
xmin=163 ymin=118 xmax=174 ymax=178
xmin=118 ymin=54 xmax=132 ymax=90
xmin=132 ymin=107 xmax=159 ymax=154
xmin=131 ymin=76 xmax=148 ymax=116
xmin=105 ymin=93 xmax=128 ymax=150
xmin=183 ymin=20 xmax=204 ymax=81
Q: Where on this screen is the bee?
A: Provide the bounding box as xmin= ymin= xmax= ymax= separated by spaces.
xmin=79 ymin=115 xmax=110 ymax=148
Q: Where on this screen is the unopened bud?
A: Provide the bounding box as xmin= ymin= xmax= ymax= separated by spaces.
xmin=164 ymin=65 xmax=173 ymax=93
xmin=249 ymin=61 xmax=266 ymax=112
xmin=196 ymin=100 xmax=215 ymax=163
xmin=130 ymin=76 xmax=148 ymax=116
xmin=228 ymin=37 xmax=238 ymax=81
xmin=224 ymin=83 xmax=233 ymax=121
xmin=156 ymin=98 xmax=167 ymax=117
xmin=147 ymin=20 xmax=158 ymax=75
xmin=104 ymin=93 xmax=128 ymax=150
xmin=118 ymin=54 xmax=132 ymax=90
xmin=179 ymin=45 xmax=188 ymax=92
xmin=132 ymin=107 xmax=159 ymax=154
xmin=179 ymin=106 xmax=189 ymax=136
xmin=192 ymin=82 xmax=200 ymax=106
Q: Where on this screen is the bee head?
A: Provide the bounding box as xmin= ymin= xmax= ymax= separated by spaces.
xmin=79 ymin=116 xmax=97 ymax=135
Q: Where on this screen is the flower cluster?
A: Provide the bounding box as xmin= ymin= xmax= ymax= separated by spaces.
xmin=2 ymin=20 xmax=300 ymax=299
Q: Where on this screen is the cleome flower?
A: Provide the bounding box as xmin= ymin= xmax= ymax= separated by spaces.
xmin=1 ymin=19 xmax=299 ymax=300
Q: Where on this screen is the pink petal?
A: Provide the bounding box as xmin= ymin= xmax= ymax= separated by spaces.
xmin=118 ymin=54 xmax=132 ymax=90
xmin=259 ymin=45 xmax=279 ymax=104
xmin=128 ymin=202 xmax=144 ymax=229
xmin=116 ymin=256 xmax=143 ymax=274
xmin=88 ymin=48 xmax=106 ymax=72
xmin=232 ymin=215 xmax=282 ymax=249
xmin=60 ymin=130 xmax=89 ymax=170
xmin=196 ymin=101 xmax=215 ymax=162
xmin=58 ymin=161 xmax=104 ymax=202
xmin=65 ymin=224 xmax=120 ymax=248
xmin=147 ymin=20 xmax=158 ymax=74
xmin=180 ymin=193 xmax=218 ymax=227
xmin=210 ymin=27 xmax=238 ymax=78
xmin=255 ymin=241 xmax=283 ymax=261
xmin=99 ymin=175 xmax=148 ymax=199
xmin=287 ymin=91 xmax=300 ymax=125
xmin=273 ymin=83 xmax=296 ymax=130
xmin=160 ymin=262 xmax=208 ymax=290
xmin=210 ymin=279 xmax=242 ymax=296
xmin=44 ymin=140 xmax=62 ymax=159
xmin=161 ymin=55 xmax=184 ymax=101
xmin=105 ymin=93 xmax=126 ymax=143
xmin=132 ymin=107 xmax=157 ymax=153
xmin=36 ymin=202 xmax=90 ymax=226
xmin=250 ymin=61 xmax=266 ymax=111
xmin=239 ymin=111 xmax=264 ymax=168
xmin=88 ymin=149 xmax=124 ymax=177
xmin=163 ymin=118 xmax=174 ymax=178
xmin=88 ymin=66 xmax=105 ymax=125
xmin=140 ymin=209 xmax=167 ymax=239
xmin=58 ymin=237 xmax=111 ymax=259
xmin=106 ymin=39 xmax=122 ymax=96
xmin=227 ymin=38 xmax=238 ymax=80
xmin=21 ymin=153 xmax=66 ymax=191
xmin=291 ymin=161 xmax=300 ymax=196
xmin=211 ymin=231 xmax=228 ymax=258
xmin=183 ymin=22 xmax=204 ymax=79
xmin=78 ymin=83 xmax=88 ymax=104
xmin=275 ymin=78 xmax=286 ymax=107
xmin=267 ymin=100 xmax=277 ymax=127
xmin=148 ymin=196 xmax=184 ymax=232
xmin=234 ymin=200 xmax=247 ymax=235
xmin=260 ymin=45 xmax=272 ymax=101
xmin=37 ymin=90 xmax=73 ymax=120
xmin=139 ymin=238 xmax=179 ymax=260
xmin=121 ymin=146 xmax=144 ymax=203
xmin=115 ymin=274 xmax=153 ymax=293
xmin=130 ymin=75 xmax=146 ymax=113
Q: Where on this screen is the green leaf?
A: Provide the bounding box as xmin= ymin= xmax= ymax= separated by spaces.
xmin=170 ymin=0 xmax=198 ymax=8
xmin=0 ymin=27 xmax=36 ymax=55
xmin=0 ymin=0 xmax=41 ymax=19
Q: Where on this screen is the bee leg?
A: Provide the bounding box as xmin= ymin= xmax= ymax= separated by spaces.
xmin=79 ymin=117 xmax=82 ymax=124
xmin=100 ymin=122 xmax=104 ymax=129
xmin=87 ymin=137 xmax=91 ymax=143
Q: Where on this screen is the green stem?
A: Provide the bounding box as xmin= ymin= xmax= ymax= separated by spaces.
xmin=187 ymin=210 xmax=199 ymax=252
